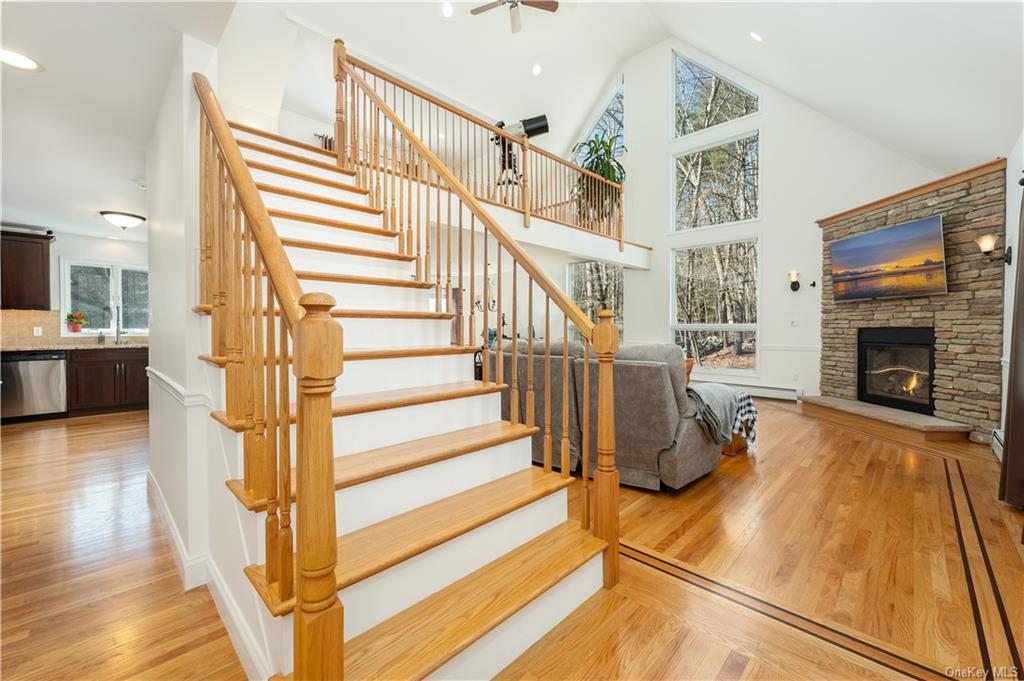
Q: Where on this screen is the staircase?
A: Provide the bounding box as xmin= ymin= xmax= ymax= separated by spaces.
xmin=192 ymin=38 xmax=621 ymax=681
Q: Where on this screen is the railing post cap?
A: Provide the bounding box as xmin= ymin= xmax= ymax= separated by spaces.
xmin=597 ymin=310 xmax=614 ymax=320
xmin=594 ymin=310 xmax=618 ymax=356
xmin=298 ymin=292 xmax=337 ymax=314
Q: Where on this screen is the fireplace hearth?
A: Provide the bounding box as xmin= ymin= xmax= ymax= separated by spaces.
xmin=857 ymin=328 xmax=935 ymax=415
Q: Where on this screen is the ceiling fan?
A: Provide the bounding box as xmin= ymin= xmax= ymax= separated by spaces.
xmin=470 ymin=0 xmax=559 ymax=34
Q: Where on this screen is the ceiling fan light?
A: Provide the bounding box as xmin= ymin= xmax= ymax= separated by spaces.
xmin=441 ymin=2 xmax=454 ymax=18
xmin=99 ymin=211 xmax=146 ymax=230
xmin=510 ymin=5 xmax=522 ymax=33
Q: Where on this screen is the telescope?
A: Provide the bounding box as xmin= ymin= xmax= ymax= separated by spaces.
xmin=494 ymin=115 xmax=549 ymax=139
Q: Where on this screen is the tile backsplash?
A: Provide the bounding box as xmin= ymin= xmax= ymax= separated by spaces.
xmin=1 ymin=310 xmax=148 ymax=350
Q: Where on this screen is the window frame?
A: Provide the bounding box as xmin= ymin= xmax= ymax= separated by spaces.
xmin=569 ymin=75 xmax=626 ymax=164
xmin=565 ymin=259 xmax=625 ymax=337
xmin=60 ymin=257 xmax=150 ymax=337
xmin=669 ymin=236 xmax=761 ymax=379
xmin=670 ymin=49 xmax=760 ymax=143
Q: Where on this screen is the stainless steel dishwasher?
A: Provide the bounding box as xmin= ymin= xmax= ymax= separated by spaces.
xmin=1 ymin=351 xmax=68 ymax=419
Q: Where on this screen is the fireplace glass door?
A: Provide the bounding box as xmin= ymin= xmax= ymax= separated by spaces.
xmin=857 ymin=328 xmax=935 ymax=414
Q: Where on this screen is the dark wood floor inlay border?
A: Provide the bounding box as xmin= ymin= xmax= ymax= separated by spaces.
xmin=620 ymin=543 xmax=955 ymax=681
xmin=942 ymin=458 xmax=993 ymax=679
xmin=956 ymin=460 xmax=1024 ymax=673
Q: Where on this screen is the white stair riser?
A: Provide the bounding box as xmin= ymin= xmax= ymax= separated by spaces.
xmin=240 ymin=146 xmax=355 ymax=185
xmin=284 ymin=248 xmax=413 ymax=279
xmin=283 ymin=354 xmax=473 ymax=399
xmin=260 ymin=191 xmax=382 ymax=228
xmin=287 ymin=392 xmax=503 ymax=460
xmin=429 ymin=553 xmax=603 ymax=680
xmin=272 ymin=218 xmax=397 ymax=252
xmin=250 ymin=167 xmax=368 ymax=206
xmin=340 ymin=489 xmax=568 ymax=641
xmin=299 ymin=280 xmax=432 ymax=312
xmin=332 ymin=316 xmax=453 ymax=349
xmin=253 ymin=438 xmax=533 ymax=560
xmin=233 ymin=128 xmax=334 ymax=164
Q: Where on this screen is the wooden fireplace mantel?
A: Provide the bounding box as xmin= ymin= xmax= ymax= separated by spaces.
xmin=816 ymin=157 xmax=1007 ymax=228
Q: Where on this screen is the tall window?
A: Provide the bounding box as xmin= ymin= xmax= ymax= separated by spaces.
xmin=567 ymin=261 xmax=623 ymax=337
xmin=63 ymin=260 xmax=149 ymax=334
xmin=674 ymin=53 xmax=758 ymax=137
xmin=675 ymin=133 xmax=759 ymax=230
xmin=573 ymin=82 xmax=624 ymax=165
xmin=673 ymin=240 xmax=758 ymax=371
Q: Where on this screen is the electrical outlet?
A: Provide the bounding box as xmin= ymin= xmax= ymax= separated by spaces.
xmin=33 ymin=327 xmax=42 ymax=337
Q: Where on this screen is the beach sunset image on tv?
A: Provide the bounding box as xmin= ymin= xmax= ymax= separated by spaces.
xmin=830 ymin=215 xmax=948 ymax=302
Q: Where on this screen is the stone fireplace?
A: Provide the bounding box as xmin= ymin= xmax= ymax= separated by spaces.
xmin=818 ymin=159 xmax=1007 ymax=443
xmin=857 ymin=327 xmax=935 ymax=415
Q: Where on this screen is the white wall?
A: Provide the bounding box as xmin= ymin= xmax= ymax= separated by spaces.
xmin=145 ymin=33 xmax=218 ymax=587
xmin=48 ymin=232 xmax=147 ymax=310
xmin=619 ymin=37 xmax=938 ymax=395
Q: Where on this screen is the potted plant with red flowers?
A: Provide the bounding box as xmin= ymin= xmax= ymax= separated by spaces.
xmin=65 ymin=311 xmax=87 ymax=333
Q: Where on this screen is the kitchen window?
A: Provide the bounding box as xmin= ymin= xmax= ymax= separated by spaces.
xmin=62 ymin=260 xmax=149 ymax=335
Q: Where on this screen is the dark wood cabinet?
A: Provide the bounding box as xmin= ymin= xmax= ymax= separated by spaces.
xmin=1 ymin=231 xmax=53 ymax=310
xmin=67 ymin=348 xmax=148 ymax=415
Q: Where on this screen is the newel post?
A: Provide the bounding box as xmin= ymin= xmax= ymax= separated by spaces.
xmin=334 ymin=39 xmax=349 ymax=171
xmin=592 ymin=310 xmax=619 ymax=587
xmin=293 ymin=293 xmax=344 ymax=681
xmin=521 ymin=136 xmax=531 ymax=228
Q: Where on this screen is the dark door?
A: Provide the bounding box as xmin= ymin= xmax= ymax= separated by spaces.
xmin=1 ymin=232 xmax=52 ymax=310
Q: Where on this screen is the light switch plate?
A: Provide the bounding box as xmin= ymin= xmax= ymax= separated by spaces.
xmin=33 ymin=327 xmax=42 ymax=337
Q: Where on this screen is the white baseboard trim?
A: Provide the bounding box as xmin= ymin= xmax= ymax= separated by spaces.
xmin=146 ymin=471 xmax=209 ymax=589
xmin=205 ymin=557 xmax=274 ymax=681
xmin=992 ymin=430 xmax=1005 ymax=461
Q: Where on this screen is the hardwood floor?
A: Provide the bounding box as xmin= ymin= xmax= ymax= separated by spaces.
xmin=1 ymin=412 xmax=246 ymax=681
xmin=538 ymin=399 xmax=1023 ymax=680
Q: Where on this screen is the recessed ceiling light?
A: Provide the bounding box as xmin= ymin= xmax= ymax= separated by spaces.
xmin=441 ymin=2 xmax=454 ymax=18
xmin=749 ymin=31 xmax=763 ymax=43
xmin=532 ymin=63 xmax=542 ymax=76
xmin=1 ymin=48 xmax=41 ymax=71
xmin=99 ymin=211 xmax=146 ymax=230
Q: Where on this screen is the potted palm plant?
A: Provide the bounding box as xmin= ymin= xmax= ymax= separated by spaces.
xmin=570 ymin=131 xmax=625 ymax=227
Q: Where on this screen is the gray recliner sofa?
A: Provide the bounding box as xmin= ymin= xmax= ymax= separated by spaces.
xmin=495 ymin=340 xmax=720 ymax=490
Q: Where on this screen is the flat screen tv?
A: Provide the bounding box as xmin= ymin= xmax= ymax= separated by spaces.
xmin=830 ymin=215 xmax=947 ymax=302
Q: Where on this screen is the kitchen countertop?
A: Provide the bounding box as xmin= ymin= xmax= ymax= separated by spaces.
xmin=2 ymin=344 xmax=149 ymax=352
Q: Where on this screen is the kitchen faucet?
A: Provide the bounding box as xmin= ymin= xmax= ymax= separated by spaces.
xmin=115 ymin=304 xmax=123 ymax=345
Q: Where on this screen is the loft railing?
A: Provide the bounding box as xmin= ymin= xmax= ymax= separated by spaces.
xmin=335 ymin=45 xmax=626 ymax=250
xmin=194 ymin=73 xmax=344 ymax=680
xmin=335 ymin=39 xmax=622 ymax=587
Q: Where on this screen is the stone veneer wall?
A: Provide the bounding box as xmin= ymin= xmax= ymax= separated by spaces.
xmin=819 ymin=163 xmax=1006 ymax=443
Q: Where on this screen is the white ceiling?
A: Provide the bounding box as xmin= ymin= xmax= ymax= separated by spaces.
xmin=1 ymin=2 xmax=233 ymax=242
xmin=277 ymin=1 xmax=669 ymax=158
xmin=645 ymin=2 xmax=1023 ymax=174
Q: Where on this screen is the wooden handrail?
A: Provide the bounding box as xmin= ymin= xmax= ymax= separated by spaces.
xmin=341 ymin=59 xmax=596 ymax=339
xmin=193 ymin=73 xmax=304 ymax=329
xmin=346 ymin=55 xmax=622 ymax=191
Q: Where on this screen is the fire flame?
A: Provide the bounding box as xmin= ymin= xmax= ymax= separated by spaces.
xmin=902 ymin=373 xmax=920 ymax=395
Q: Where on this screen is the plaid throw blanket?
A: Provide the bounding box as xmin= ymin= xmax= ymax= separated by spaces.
xmin=734 ymin=391 xmax=758 ymax=444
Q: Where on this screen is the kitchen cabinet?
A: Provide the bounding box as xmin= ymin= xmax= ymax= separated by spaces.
xmin=67 ymin=348 xmax=148 ymax=415
xmin=1 ymin=231 xmax=53 ymax=310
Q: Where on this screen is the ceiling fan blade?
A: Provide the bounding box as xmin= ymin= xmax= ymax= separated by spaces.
xmin=470 ymin=1 xmax=503 ymax=15
xmin=510 ymin=4 xmax=522 ymax=32
xmin=522 ymin=0 xmax=558 ymax=12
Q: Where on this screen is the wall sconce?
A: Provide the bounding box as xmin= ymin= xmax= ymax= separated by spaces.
xmin=975 ymin=234 xmax=1012 ymax=265
xmin=788 ymin=270 xmax=800 ymax=292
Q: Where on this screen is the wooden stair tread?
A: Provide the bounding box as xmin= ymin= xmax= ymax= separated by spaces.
xmin=279 ymin=236 xmax=413 ymax=262
xmin=257 ymin=183 xmax=382 ymax=215
xmin=246 ymin=159 xmax=370 ymax=195
xmin=193 ymin=305 xmax=452 ymax=320
xmin=328 ymin=380 xmax=506 ymax=418
xmin=229 ymin=120 xmax=335 ymax=158
xmin=344 ymin=521 xmax=605 ymax=680
xmin=246 ymin=468 xmax=575 ymax=616
xmin=210 ymin=381 xmax=506 ymax=432
xmin=293 ymin=270 xmax=433 ymax=289
xmin=268 ymin=208 xmax=396 ymax=238
xmin=227 ymin=421 xmax=538 ymax=512
xmin=236 ymin=139 xmax=355 ymax=177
